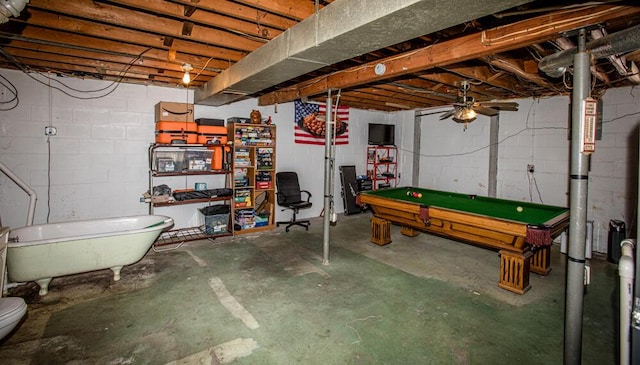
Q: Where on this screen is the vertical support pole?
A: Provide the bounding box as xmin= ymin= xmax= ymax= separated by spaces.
xmin=632 ymin=133 xmax=640 ymax=365
xmin=488 ymin=114 xmax=499 ymax=198
xmin=322 ymin=91 xmax=333 ymax=265
xmin=412 ymin=110 xmax=421 ymax=187
xmin=564 ymin=28 xmax=590 ymax=365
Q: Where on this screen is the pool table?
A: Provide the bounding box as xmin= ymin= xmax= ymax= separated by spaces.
xmin=357 ymin=187 xmax=569 ymax=294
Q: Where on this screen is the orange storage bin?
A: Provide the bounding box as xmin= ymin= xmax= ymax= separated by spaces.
xmin=155 ymin=121 xmax=197 ymax=144
xmin=197 ymin=125 xmax=227 ymax=145
xmin=197 ymin=126 xmax=228 ymax=170
xmin=206 ymin=144 xmax=232 ymax=171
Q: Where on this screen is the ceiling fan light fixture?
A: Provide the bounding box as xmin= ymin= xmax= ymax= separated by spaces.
xmin=181 ymin=63 xmax=193 ymax=84
xmin=452 ymin=107 xmax=477 ymax=123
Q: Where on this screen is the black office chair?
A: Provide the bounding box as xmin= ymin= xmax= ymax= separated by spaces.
xmin=276 ymin=171 xmax=312 ymax=232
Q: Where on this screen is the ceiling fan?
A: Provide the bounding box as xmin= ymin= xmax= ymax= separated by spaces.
xmin=439 ymin=81 xmax=519 ymax=129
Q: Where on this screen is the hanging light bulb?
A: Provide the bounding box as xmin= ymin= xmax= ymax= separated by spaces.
xmin=181 ymin=63 xmax=193 ymax=84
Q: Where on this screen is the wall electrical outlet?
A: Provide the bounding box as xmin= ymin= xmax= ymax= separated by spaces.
xmin=527 ymin=164 xmax=535 ymax=173
xmin=44 ymin=126 xmax=57 ymax=136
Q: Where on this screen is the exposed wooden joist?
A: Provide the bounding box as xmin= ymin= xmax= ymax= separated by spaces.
xmin=13 ymin=9 xmax=247 ymax=64
xmin=0 ymin=57 xmax=198 ymax=86
xmin=28 ymin=0 xmax=265 ymax=52
xmin=233 ymin=0 xmax=318 ymax=21
xmin=258 ymin=5 xmax=640 ymax=106
xmin=0 ymin=29 xmax=222 ymax=86
xmin=101 ymin=0 xmax=283 ymax=41
xmin=169 ymin=0 xmax=299 ymax=30
xmin=481 ymin=55 xmax=556 ymax=90
xmin=3 ymin=42 xmax=218 ymax=79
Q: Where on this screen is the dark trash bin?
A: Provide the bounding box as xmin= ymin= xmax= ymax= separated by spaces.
xmin=607 ymin=219 xmax=626 ymax=263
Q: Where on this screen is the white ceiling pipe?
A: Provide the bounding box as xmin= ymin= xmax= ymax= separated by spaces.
xmin=0 ymin=0 xmax=28 ymax=24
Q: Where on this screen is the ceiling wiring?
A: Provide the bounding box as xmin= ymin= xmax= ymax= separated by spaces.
xmin=0 ymin=47 xmax=154 ymax=100
xmin=0 ymin=73 xmax=18 ymax=111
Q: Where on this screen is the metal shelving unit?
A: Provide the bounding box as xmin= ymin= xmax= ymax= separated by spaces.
xmin=366 ymin=145 xmax=398 ymax=189
xmin=148 ymin=143 xmax=233 ymax=246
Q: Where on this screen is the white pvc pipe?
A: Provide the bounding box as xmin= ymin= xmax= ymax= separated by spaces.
xmin=620 ymin=238 xmax=636 ymax=365
xmin=0 ymin=160 xmax=37 ymax=226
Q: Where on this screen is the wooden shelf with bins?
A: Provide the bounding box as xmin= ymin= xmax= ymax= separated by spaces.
xmin=228 ymin=123 xmax=276 ymax=234
xmin=366 ymin=145 xmax=398 ymax=190
xmin=148 ymin=143 xmax=233 ymax=245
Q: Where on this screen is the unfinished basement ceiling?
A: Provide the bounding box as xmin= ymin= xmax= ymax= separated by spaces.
xmin=0 ymin=0 xmax=639 ymax=112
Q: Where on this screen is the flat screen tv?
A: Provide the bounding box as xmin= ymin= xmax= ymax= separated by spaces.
xmin=368 ymin=123 xmax=395 ymax=146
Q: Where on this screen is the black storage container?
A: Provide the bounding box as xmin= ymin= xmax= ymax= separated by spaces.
xmin=199 ymin=205 xmax=231 ymax=235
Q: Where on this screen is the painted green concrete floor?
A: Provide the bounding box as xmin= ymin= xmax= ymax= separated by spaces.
xmin=0 ymin=213 xmax=620 ymax=364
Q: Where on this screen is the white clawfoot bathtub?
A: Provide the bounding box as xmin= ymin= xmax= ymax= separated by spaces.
xmin=6 ymin=215 xmax=174 ymax=295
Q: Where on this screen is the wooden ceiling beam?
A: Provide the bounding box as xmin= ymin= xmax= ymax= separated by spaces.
xmin=340 ymin=88 xmax=429 ymax=110
xmin=28 ymin=0 xmax=264 ymax=52
xmin=0 ymin=27 xmax=228 ymax=76
xmin=6 ymin=47 xmax=190 ymax=81
xmin=4 ymin=42 xmax=218 ymax=78
xmin=168 ymin=0 xmax=298 ymax=30
xmin=101 ymin=0 xmax=283 ymax=41
xmin=361 ymin=84 xmax=447 ymax=106
xmin=232 ymin=0 xmax=318 ymax=21
xmin=258 ymin=5 xmax=640 ymax=106
xmin=480 ymin=55 xmax=556 ymax=90
xmin=10 ymin=10 xmax=245 ymax=64
xmin=382 ymin=79 xmax=456 ymax=103
xmin=437 ymin=63 xmax=521 ymax=95
xmin=0 ymin=58 xmax=202 ymax=86
xmin=311 ymin=95 xmax=398 ymax=112
xmin=374 ymin=84 xmax=452 ymax=106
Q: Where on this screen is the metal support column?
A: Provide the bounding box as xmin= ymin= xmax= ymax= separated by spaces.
xmin=412 ymin=110 xmax=421 ymax=187
xmin=564 ymin=29 xmax=590 ymax=365
xmin=488 ymin=115 xmax=499 ymax=198
xmin=322 ymin=91 xmax=333 ymax=265
xmin=633 ymin=132 xmax=640 ymax=365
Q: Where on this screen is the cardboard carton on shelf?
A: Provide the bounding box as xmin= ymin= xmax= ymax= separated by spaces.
xmin=155 ymin=102 xmax=194 ymax=123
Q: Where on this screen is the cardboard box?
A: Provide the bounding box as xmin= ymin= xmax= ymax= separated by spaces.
xmin=155 ymin=102 xmax=194 ymax=123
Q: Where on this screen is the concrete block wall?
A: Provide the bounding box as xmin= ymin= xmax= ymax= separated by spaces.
xmin=0 ymin=70 xmax=387 ymax=230
xmin=0 ymin=70 xmax=197 ymax=229
xmin=399 ymin=88 xmax=639 ymax=254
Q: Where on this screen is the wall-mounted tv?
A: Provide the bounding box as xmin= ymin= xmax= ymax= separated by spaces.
xmin=368 ymin=123 xmax=395 ymax=146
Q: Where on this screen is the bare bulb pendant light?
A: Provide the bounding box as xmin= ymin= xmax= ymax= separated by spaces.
xmin=181 ymin=63 xmax=193 ymax=84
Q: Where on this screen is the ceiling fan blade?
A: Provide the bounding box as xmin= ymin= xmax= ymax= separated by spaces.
xmin=480 ymin=102 xmax=519 ymax=111
xmin=473 ymin=105 xmax=499 ymax=117
xmin=439 ymin=109 xmax=456 ymax=120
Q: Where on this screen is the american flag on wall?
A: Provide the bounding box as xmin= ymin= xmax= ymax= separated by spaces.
xmin=294 ymin=101 xmax=349 ymax=145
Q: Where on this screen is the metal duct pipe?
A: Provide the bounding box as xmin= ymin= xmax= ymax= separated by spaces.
xmin=539 ymin=24 xmax=640 ymax=77
xmin=620 ymin=239 xmax=636 ymax=365
xmin=0 ymin=160 xmax=36 ymax=226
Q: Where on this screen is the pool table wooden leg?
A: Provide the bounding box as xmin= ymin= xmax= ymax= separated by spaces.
xmin=530 ymin=246 xmax=552 ymax=275
xmin=370 ymin=217 xmax=392 ymax=246
xmin=400 ymin=226 xmax=420 ymax=237
xmin=498 ymin=250 xmax=533 ymax=295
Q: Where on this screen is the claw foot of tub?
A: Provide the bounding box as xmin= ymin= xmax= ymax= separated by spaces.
xmin=111 ymin=266 xmax=123 ymax=281
xmin=36 ymin=278 xmax=52 ymax=296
